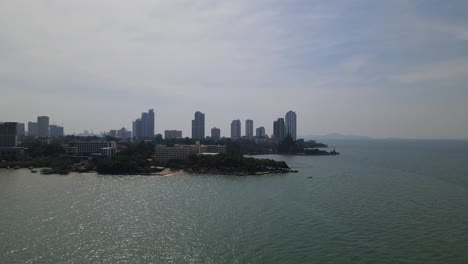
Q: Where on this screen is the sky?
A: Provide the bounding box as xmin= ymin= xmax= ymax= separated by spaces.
xmin=1 ymin=0 xmax=468 ymax=139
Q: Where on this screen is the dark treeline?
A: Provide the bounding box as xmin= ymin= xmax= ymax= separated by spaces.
xmin=3 ymin=135 xmax=334 ymax=174
xmin=166 ymin=153 xmax=289 ymax=175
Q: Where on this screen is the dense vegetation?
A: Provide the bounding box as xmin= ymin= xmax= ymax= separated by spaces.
xmin=167 ymin=153 xmax=290 ymax=175
xmin=0 ymin=140 xmax=74 ymax=173
xmin=95 ymin=141 xmax=154 ymax=175
xmin=2 ymin=135 xmax=336 ymax=175
xmin=95 ymin=155 xmax=150 ymax=175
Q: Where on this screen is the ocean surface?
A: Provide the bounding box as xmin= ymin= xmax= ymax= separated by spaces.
xmin=1 ymin=139 xmax=468 ymax=263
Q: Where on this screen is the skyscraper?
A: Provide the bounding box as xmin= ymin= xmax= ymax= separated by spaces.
xmin=211 ymin=127 xmax=221 ymax=140
xmin=273 ymin=121 xmax=278 ymax=138
xmin=274 ymin=118 xmax=286 ymax=141
xmin=49 ymin=125 xmax=64 ymax=137
xmin=191 ymin=111 xmax=205 ymax=139
xmin=231 ymin=119 xmax=241 ymax=139
xmin=117 ymin=127 xmax=132 ymax=139
xmin=141 ymin=112 xmax=148 ymax=137
xmin=245 ymin=119 xmax=254 ymax=138
xmin=285 ymin=111 xmax=297 ymax=140
xmin=147 ymin=109 xmax=155 ymax=138
xmin=132 ymin=109 xmax=155 ymax=140
xmin=16 ymin=123 xmax=25 ymax=138
xmin=28 ymin=122 xmax=38 ymax=137
xmin=132 ymin=118 xmax=142 ymax=140
xmin=256 ymin=127 xmax=266 ymax=137
xmin=37 ymin=116 xmax=49 ymax=139
xmin=0 ymin=122 xmax=18 ymax=147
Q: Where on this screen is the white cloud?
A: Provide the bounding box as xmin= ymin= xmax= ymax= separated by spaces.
xmin=339 ymin=55 xmax=368 ymax=72
xmin=392 ymin=59 xmax=468 ymax=83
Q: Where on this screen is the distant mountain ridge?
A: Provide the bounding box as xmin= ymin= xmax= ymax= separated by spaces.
xmin=301 ymin=133 xmax=373 ymax=140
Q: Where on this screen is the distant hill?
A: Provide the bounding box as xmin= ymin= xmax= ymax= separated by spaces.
xmin=301 ymin=133 xmax=373 ymax=141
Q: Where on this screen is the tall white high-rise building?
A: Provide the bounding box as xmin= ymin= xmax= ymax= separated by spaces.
xmin=245 ymin=119 xmax=254 ymax=138
xmin=133 ymin=109 xmax=155 ymax=140
xmin=191 ymin=111 xmax=205 ymax=139
xmin=16 ymin=123 xmax=25 ymax=137
xmin=211 ymin=127 xmax=221 ymax=140
xmin=285 ymin=111 xmax=297 ymax=140
xmin=37 ymin=116 xmax=49 ymax=139
xmin=256 ymin=127 xmax=266 ymax=137
xmin=49 ymin=125 xmax=64 ymax=137
xmin=231 ymin=120 xmax=241 ymax=139
xmin=28 ymin=122 xmax=38 ymax=137
xmin=0 ymin=122 xmax=18 ymax=147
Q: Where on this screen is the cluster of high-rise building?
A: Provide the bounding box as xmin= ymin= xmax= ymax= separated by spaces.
xmin=132 ymin=109 xmax=155 ymax=140
xmin=224 ymin=111 xmax=297 ymax=141
xmin=1 ymin=110 xmax=297 ymax=146
xmin=272 ymin=111 xmax=297 ymax=141
xmin=1 ymin=110 xmax=298 ymax=159
xmin=108 ymin=127 xmax=132 ymax=139
xmin=22 ymin=116 xmax=64 ymax=142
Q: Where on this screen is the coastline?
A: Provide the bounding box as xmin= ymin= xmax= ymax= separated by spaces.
xmin=1 ymin=167 xmax=297 ymax=177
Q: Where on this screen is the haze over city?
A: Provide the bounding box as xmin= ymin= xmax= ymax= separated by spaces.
xmin=1 ymin=0 xmax=467 ymax=139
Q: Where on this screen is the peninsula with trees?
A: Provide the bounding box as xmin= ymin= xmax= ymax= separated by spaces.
xmin=1 ymin=134 xmax=337 ymax=175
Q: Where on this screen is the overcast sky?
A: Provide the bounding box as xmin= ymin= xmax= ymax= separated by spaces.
xmin=1 ymin=0 xmax=467 ymax=139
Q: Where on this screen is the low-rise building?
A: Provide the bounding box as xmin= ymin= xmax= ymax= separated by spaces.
xmin=68 ymin=141 xmax=117 ymax=157
xmin=155 ymin=145 xmax=192 ymax=163
xmin=155 ymin=144 xmax=226 ymax=163
xmin=164 ymin=130 xmax=182 ymax=139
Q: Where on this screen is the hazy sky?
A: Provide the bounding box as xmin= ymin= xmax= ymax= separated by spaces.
xmin=1 ymin=0 xmax=467 ymax=139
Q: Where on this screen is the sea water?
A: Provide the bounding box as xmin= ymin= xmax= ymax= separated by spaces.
xmin=1 ymin=139 xmax=467 ymax=263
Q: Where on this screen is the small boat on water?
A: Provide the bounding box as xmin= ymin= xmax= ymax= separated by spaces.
xmin=28 ymin=166 xmax=34 ymax=170
xmin=14 ymin=166 xmax=21 ymax=170
xmin=31 ymin=170 xmax=37 ymax=173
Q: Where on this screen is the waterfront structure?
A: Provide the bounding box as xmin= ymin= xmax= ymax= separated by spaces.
xmin=28 ymin=122 xmax=38 ymax=137
xmin=256 ymin=127 xmax=266 ymax=137
xmin=155 ymin=145 xmax=192 ymax=163
xmin=245 ymin=119 xmax=254 ymax=138
xmin=68 ymin=141 xmax=117 ymax=157
xmin=273 ymin=118 xmax=286 ymax=140
xmin=231 ymin=119 xmax=241 ymax=139
xmin=165 ymin=130 xmax=182 ymax=139
xmin=191 ymin=111 xmax=205 ymax=139
xmin=0 ymin=122 xmax=18 ymax=147
xmin=285 ymin=111 xmax=297 ymax=140
xmin=37 ymin=116 xmax=49 ymax=139
xmin=132 ymin=109 xmax=155 ymax=140
xmin=49 ymin=125 xmax=64 ymax=137
xmin=155 ymin=144 xmax=226 ymax=163
xmin=211 ymin=127 xmax=221 ymax=140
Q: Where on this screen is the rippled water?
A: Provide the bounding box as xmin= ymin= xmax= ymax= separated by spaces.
xmin=1 ymin=140 xmax=468 ymax=263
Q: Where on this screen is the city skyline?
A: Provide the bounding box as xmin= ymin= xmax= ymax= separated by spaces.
xmin=1 ymin=1 xmax=468 ymax=139
xmin=5 ymin=110 xmax=298 ymax=139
